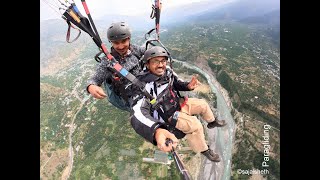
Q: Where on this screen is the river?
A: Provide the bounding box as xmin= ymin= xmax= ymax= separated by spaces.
xmin=175 ymin=59 xmax=236 ymax=180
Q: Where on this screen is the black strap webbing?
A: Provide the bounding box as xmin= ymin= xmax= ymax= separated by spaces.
xmin=66 ymin=20 xmax=81 ymax=43
xmin=151 ymin=73 xmax=174 ymax=110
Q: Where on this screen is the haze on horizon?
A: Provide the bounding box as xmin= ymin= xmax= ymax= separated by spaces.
xmin=40 ymin=0 xmax=234 ymax=21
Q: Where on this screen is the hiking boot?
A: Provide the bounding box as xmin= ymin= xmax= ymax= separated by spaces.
xmin=201 ymin=148 xmax=220 ymax=162
xmin=207 ymin=119 xmax=227 ymax=129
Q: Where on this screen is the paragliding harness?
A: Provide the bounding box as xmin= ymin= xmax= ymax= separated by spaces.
xmin=60 ymin=0 xmax=156 ymax=108
xmin=146 ymin=2 xmax=192 ymax=179
xmin=143 ymin=0 xmax=187 ymax=139
xmin=104 ymin=47 xmax=144 ymax=111
xmin=149 ymin=70 xmax=187 ymax=140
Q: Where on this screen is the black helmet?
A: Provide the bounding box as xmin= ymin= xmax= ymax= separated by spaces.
xmin=107 ymin=22 xmax=131 ymax=41
xmin=143 ymin=46 xmax=169 ymax=63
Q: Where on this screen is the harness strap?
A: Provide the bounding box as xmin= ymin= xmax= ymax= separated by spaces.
xmin=152 ymin=81 xmax=172 ymax=110
xmin=180 ymin=96 xmax=188 ymax=109
xmin=150 ymin=4 xmax=155 ymax=19
xmin=66 ymin=20 xmax=81 ymax=43
xmin=151 ymin=74 xmax=183 ymax=123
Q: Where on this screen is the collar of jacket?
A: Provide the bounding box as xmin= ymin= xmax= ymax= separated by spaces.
xmin=137 ymin=69 xmax=171 ymax=84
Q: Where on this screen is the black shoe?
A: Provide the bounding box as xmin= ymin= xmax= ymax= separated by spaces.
xmin=207 ymin=119 xmax=227 ymax=129
xmin=201 ymin=148 xmax=220 ymax=162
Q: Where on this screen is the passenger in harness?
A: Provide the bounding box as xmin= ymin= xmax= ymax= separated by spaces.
xmin=130 ymin=46 xmax=227 ymax=162
xmin=86 ymin=22 xmax=145 ymax=112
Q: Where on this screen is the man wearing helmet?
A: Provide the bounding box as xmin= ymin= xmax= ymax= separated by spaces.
xmin=129 ymin=46 xmax=227 ymax=162
xmin=86 ymin=22 xmax=145 ymax=111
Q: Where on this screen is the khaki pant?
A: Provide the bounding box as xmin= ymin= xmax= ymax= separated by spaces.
xmin=175 ymin=98 xmax=215 ymax=153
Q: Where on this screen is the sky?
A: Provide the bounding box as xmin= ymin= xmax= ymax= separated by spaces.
xmin=40 ymin=0 xmax=228 ymax=21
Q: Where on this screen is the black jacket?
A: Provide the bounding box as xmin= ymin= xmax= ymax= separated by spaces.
xmin=130 ymin=68 xmax=191 ymax=145
xmin=87 ymin=44 xmax=145 ymax=95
